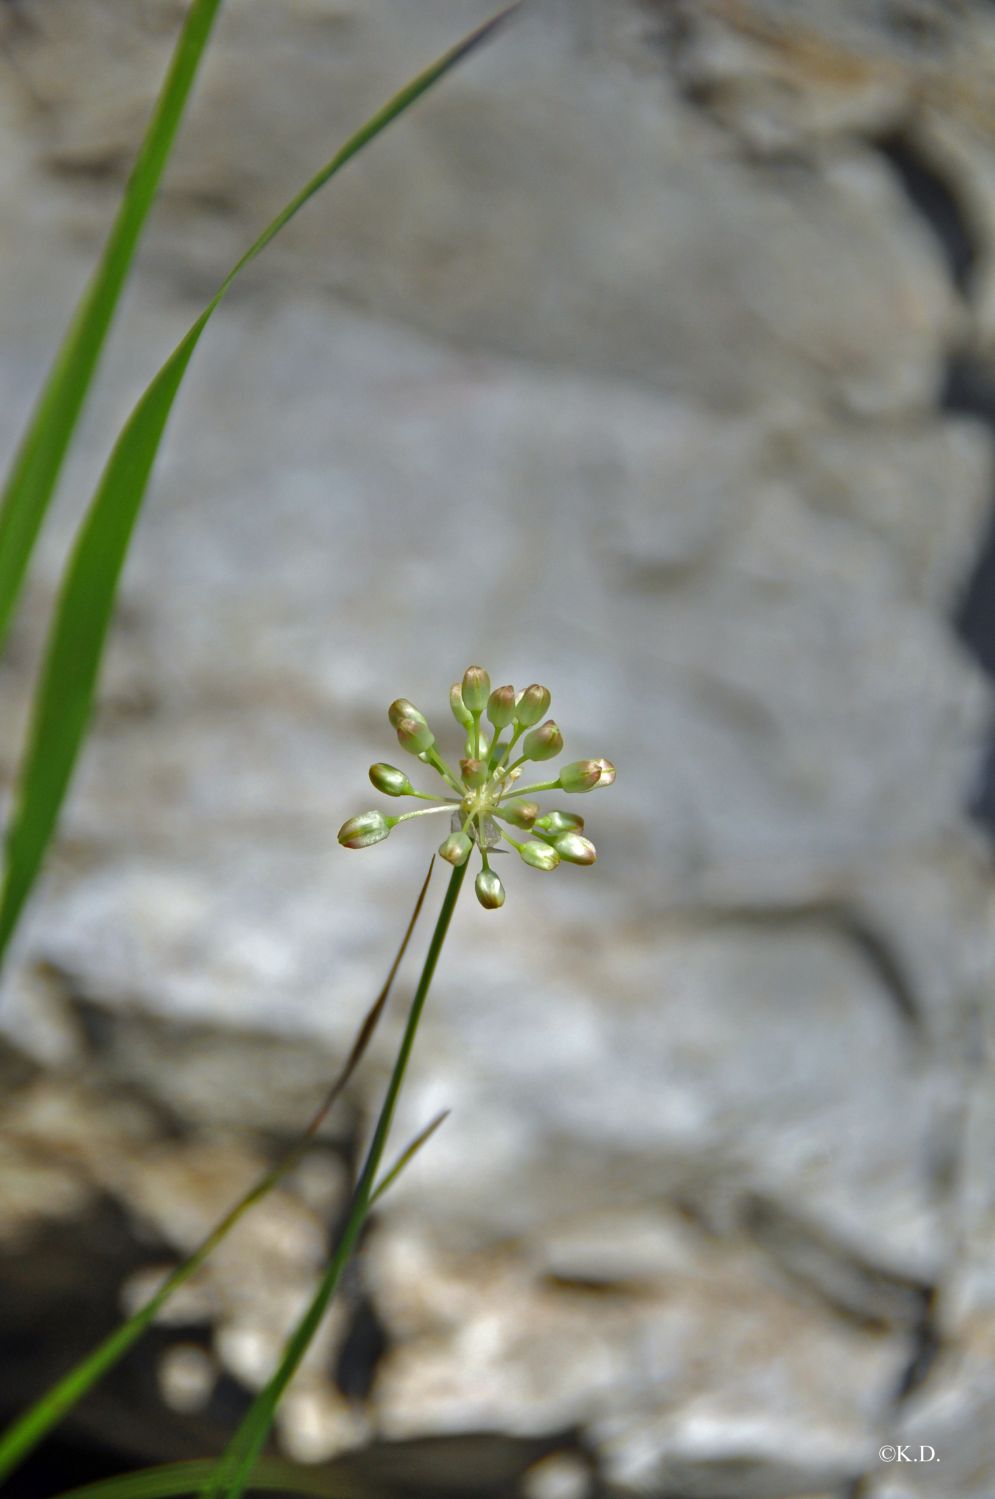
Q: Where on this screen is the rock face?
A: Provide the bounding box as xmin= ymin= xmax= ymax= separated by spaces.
xmin=1 ymin=1 xmax=995 ymax=1495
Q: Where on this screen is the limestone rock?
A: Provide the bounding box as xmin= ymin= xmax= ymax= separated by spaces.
xmin=0 ymin=0 xmax=994 ymax=1493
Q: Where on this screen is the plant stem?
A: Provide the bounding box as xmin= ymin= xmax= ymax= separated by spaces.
xmin=207 ymin=860 xmax=468 ymax=1499
xmin=510 ymin=778 xmax=559 ymax=797
xmin=353 ymin=860 xmax=466 ymax=1212
xmin=424 ymin=746 xmax=463 ymax=794
xmin=493 ymin=724 xmax=522 ymax=771
xmin=394 ymin=804 xmax=454 ymax=824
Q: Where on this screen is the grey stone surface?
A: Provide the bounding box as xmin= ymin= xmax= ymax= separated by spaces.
xmin=2 ymin=1 xmax=995 ymax=1494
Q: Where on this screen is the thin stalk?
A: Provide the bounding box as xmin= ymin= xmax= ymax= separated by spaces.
xmin=369 ymin=1108 xmax=451 ymax=1207
xmin=394 ymin=804 xmax=454 ymax=825
xmin=204 ymin=861 xmax=468 ymax=1499
xmin=493 ymin=724 xmax=523 ymax=772
xmin=356 ymin=860 xmax=466 ymax=1203
xmin=424 ymin=747 xmax=463 ymax=794
xmin=510 ymin=778 xmax=559 ymax=797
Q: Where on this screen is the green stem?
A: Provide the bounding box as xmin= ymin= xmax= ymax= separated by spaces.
xmin=493 ymin=724 xmax=522 ymax=771
xmin=205 ymin=861 xmax=468 ymax=1499
xmin=353 ymin=860 xmax=465 ymax=1209
xmin=510 ymin=777 xmax=559 ymax=797
xmin=424 ymin=746 xmax=463 ymax=794
xmin=369 ymin=1107 xmax=450 ymax=1207
xmin=394 ymin=804 xmax=454 ymax=824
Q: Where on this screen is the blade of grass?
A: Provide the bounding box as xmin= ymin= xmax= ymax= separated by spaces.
xmin=204 ymin=862 xmax=467 ymax=1499
xmin=56 ymin=1458 xmax=364 ymax=1499
xmin=0 ymin=0 xmax=224 ymax=653
xmin=368 ymin=1107 xmax=450 ymax=1207
xmin=0 ymin=864 xmax=432 ymax=1485
xmin=0 ymin=3 xmax=519 ymax=973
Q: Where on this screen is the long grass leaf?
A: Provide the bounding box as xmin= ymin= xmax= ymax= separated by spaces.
xmin=0 ymin=4 xmax=518 ymax=971
xmin=0 ymin=0 xmax=224 ymax=652
xmin=0 ymin=865 xmax=432 ymax=1484
xmin=56 ymin=1459 xmax=363 ymax=1499
xmin=368 ymin=1108 xmax=450 ymax=1207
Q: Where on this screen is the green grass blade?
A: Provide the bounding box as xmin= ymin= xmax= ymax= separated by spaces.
xmin=0 ymin=0 xmax=224 ymax=653
xmin=0 ymin=4 xmax=518 ymax=971
xmin=0 ymin=867 xmax=432 ymax=1485
xmin=368 ymin=1108 xmax=450 ymax=1206
xmin=204 ymin=864 xmax=467 ymax=1499
xmin=55 ymin=1459 xmax=364 ymax=1499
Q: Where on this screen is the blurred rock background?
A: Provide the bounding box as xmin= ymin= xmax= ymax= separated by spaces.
xmin=2 ymin=0 xmax=995 ymax=1495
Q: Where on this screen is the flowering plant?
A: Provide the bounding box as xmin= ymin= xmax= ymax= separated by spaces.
xmin=339 ymin=665 xmax=615 ymax=908
xmin=0 ymin=664 xmax=613 ymax=1499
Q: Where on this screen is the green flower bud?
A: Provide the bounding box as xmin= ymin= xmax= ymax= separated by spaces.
xmin=439 ymin=831 xmax=472 ymax=866
xmin=487 ymin=684 xmax=516 ymax=730
xmin=558 ymin=759 xmax=601 ymax=793
xmin=461 ymin=665 xmax=491 ymax=714
xmin=450 ymin=683 xmax=474 ymax=730
xmin=515 ymin=684 xmax=551 ymax=728
xmin=593 ymin=757 xmax=616 ymax=788
xmin=498 ymin=799 xmax=539 ymax=830
xmin=396 ymin=716 xmax=435 ymax=756
xmin=369 ymin=762 xmax=414 ymax=797
xmin=460 ymin=757 xmax=487 ymax=789
xmin=534 ymin=810 xmax=584 ymax=835
xmin=475 ymin=868 xmax=506 ymax=909
xmin=518 ymin=840 xmax=560 ymax=871
xmin=351 ymin=673 xmax=611 ymax=887
xmin=388 ymin=698 xmax=428 ymax=730
xmin=522 ymin=719 xmax=563 ymax=762
xmin=553 ymin=832 xmax=597 ymax=865
xmin=338 ymin=810 xmax=395 ymax=849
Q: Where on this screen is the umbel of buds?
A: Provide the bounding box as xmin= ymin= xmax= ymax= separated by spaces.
xmin=337 ymin=666 xmax=616 ymax=910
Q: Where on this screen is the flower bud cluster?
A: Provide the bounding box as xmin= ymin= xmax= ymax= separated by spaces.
xmin=337 ymin=666 xmax=615 ymax=910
